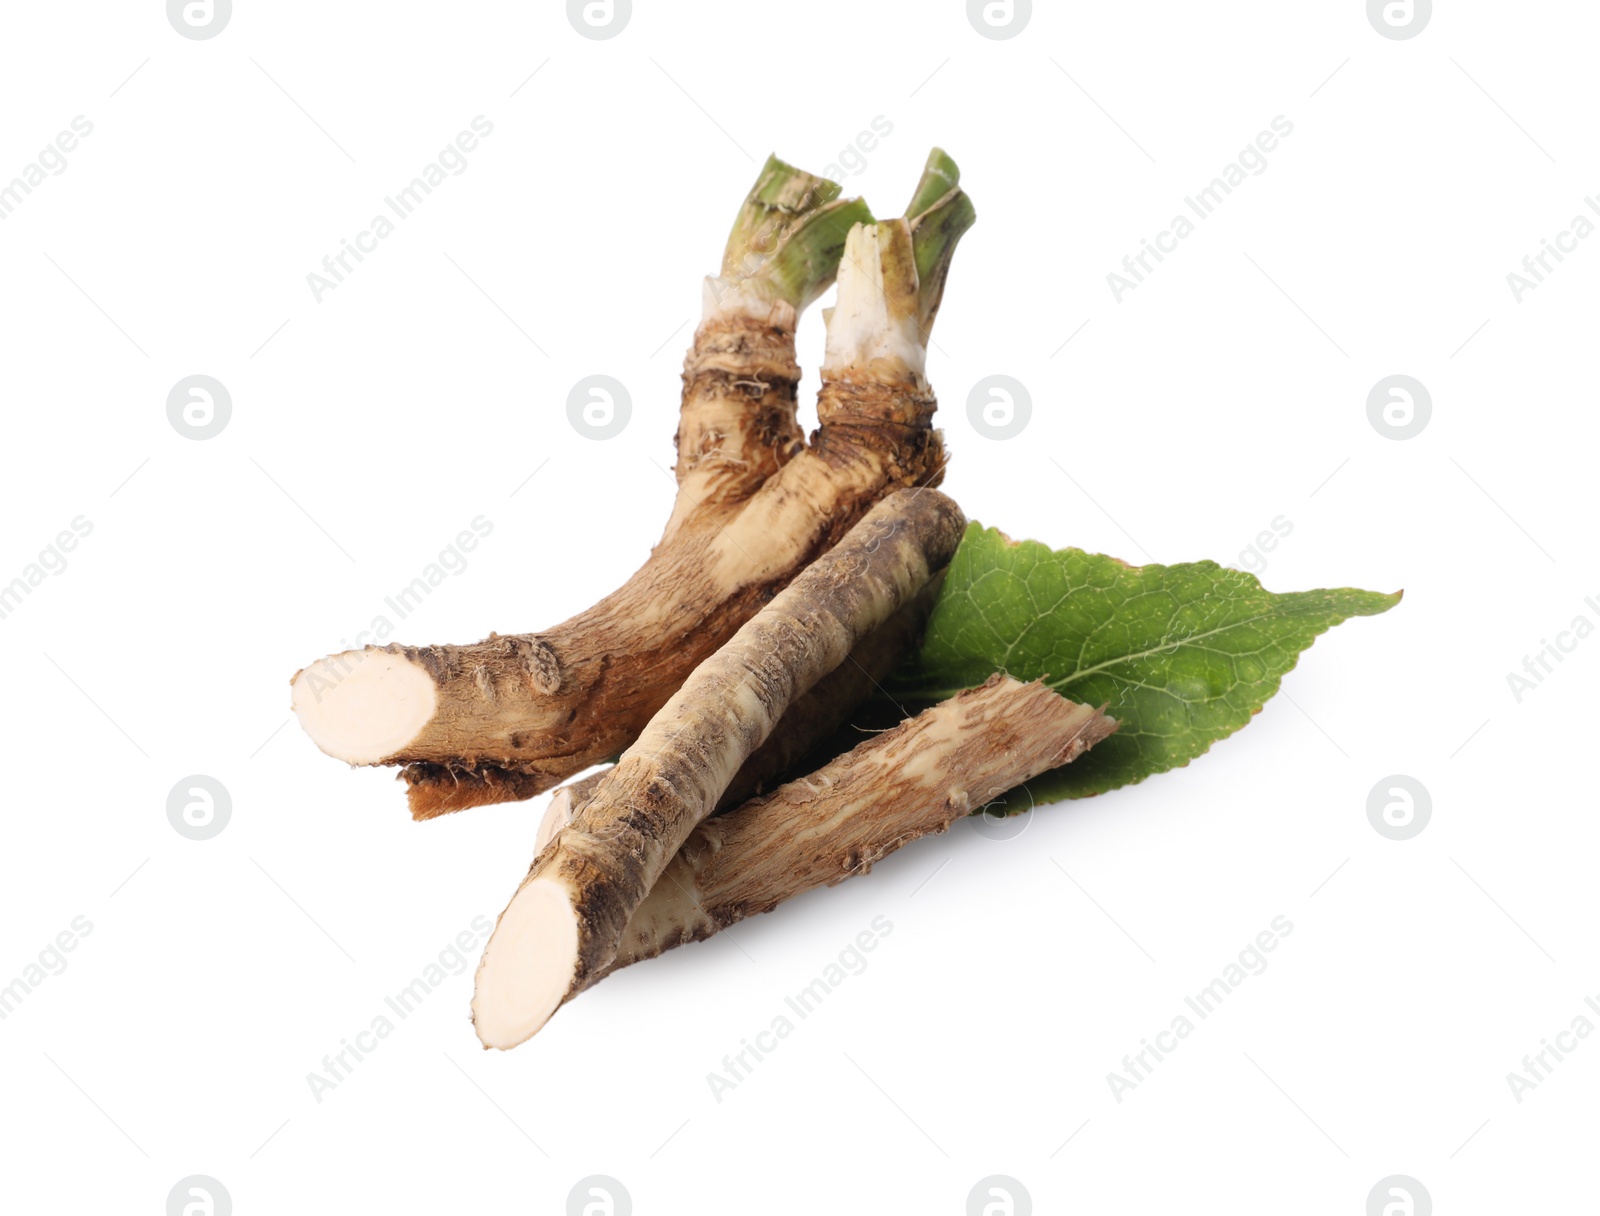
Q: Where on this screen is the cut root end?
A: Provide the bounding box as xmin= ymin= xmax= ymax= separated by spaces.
xmin=291 ymin=650 xmax=437 ymax=766
xmin=472 ymin=876 xmax=582 ymax=1050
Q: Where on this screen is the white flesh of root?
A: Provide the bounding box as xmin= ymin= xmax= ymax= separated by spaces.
xmin=290 ymin=652 xmax=438 ymax=767
xmin=475 ymin=878 xmax=581 ymax=1045
xmin=823 ymin=221 xmax=927 ymax=380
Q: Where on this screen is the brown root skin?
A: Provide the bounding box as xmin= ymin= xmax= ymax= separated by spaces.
xmin=386 ymin=404 xmax=945 ymax=820
xmin=470 ymin=489 xmax=966 ymax=1050
xmin=406 ymin=762 xmax=552 ymax=818
xmin=592 ymin=675 xmax=1116 ymax=983
xmin=295 ymin=198 xmax=965 ymax=817
xmin=294 ymin=309 xmax=947 ymax=814
xmin=529 ymin=578 xmax=940 ymax=841
xmin=292 ymin=305 xmax=812 ymax=785
xmin=373 ymin=351 xmax=945 ymax=820
xmin=667 ymin=308 xmax=806 ymax=523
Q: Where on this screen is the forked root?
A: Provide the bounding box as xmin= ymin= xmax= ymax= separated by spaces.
xmin=471 ymin=488 xmax=967 ymax=1049
xmin=292 ymin=156 xmax=865 ymax=798
xmin=292 ymin=152 xmax=975 ymax=819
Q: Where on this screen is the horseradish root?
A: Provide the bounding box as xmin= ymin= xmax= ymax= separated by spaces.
xmin=471 ymin=488 xmax=967 ymax=1049
xmin=530 ymin=580 xmax=942 ymax=851
xmin=292 ymin=155 xmax=861 ymax=800
xmin=280 ymin=145 xmax=1404 ymax=1058
xmin=596 ymin=675 xmax=1115 ymax=980
xmin=292 ymin=151 xmax=974 ymax=818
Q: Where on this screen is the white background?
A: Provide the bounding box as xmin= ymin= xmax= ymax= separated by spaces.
xmin=1 ymin=1 xmax=1594 ymax=1212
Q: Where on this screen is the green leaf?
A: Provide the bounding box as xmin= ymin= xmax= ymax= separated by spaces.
xmin=889 ymin=524 xmax=1401 ymax=804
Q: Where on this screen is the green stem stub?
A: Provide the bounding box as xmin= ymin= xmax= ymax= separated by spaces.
xmin=716 ymin=155 xmax=872 ymax=314
xmin=903 ymin=147 xmax=962 ymax=222
xmin=905 ymin=148 xmax=976 ymax=335
xmin=760 ymin=196 xmax=874 ymax=312
xmin=722 ymin=155 xmax=841 ymax=277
